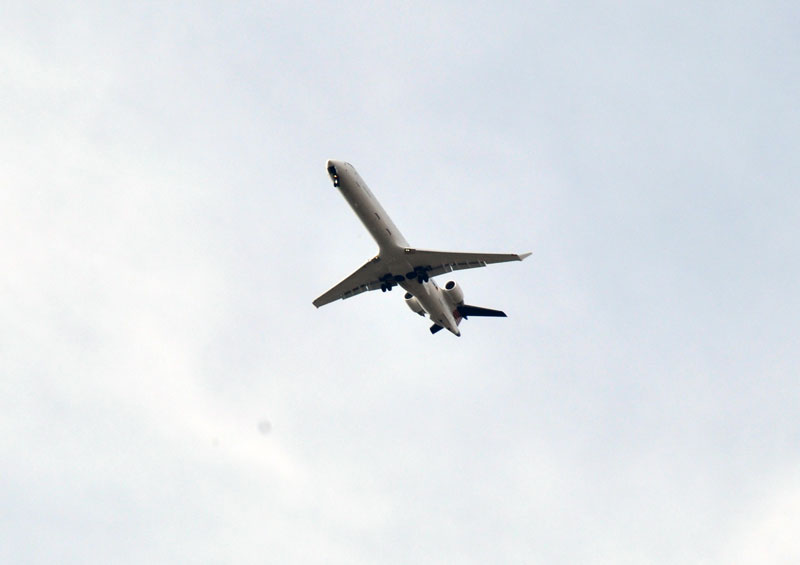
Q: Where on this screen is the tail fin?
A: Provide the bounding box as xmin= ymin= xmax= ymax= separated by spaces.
xmin=457 ymin=305 xmax=507 ymax=319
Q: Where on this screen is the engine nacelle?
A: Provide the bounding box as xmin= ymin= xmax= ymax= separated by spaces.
xmin=443 ymin=280 xmax=464 ymax=306
xmin=404 ymin=292 xmax=425 ymax=316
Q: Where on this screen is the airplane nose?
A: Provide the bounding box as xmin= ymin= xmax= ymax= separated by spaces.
xmin=326 ymin=160 xmax=340 ymax=187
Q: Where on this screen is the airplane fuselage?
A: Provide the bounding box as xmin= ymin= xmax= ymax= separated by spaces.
xmin=327 ymin=160 xmax=463 ymax=335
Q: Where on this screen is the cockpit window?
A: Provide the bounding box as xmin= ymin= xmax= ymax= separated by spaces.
xmin=327 ymin=165 xmax=339 ymax=187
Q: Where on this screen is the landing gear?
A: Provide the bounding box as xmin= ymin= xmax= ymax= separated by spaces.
xmin=380 ymin=267 xmax=430 ymax=292
xmin=380 ymin=273 xmax=399 ymax=292
xmin=406 ymin=266 xmax=430 ymax=284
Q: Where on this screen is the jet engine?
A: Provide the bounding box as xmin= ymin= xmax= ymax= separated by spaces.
xmin=404 ymin=292 xmax=425 ymax=316
xmin=443 ymin=280 xmax=464 ymax=306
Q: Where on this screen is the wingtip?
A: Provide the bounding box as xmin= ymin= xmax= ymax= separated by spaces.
xmin=519 ymin=252 xmax=532 ymax=261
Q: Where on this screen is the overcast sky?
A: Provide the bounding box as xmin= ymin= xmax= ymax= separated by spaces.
xmin=2 ymin=2 xmax=799 ymax=563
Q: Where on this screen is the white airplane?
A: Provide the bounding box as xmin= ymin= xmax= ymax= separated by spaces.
xmin=313 ymin=160 xmax=531 ymax=336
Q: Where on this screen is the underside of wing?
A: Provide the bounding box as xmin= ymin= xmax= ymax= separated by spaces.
xmin=312 ymin=256 xmax=388 ymax=308
xmin=404 ymin=248 xmax=531 ymax=279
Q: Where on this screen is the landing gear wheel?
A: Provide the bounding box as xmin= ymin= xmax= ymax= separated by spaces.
xmin=410 ymin=267 xmax=430 ymax=284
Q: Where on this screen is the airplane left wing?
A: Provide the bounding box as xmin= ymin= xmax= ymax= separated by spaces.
xmin=405 ymin=249 xmax=532 ymax=279
xmin=312 ymin=256 xmax=387 ymax=308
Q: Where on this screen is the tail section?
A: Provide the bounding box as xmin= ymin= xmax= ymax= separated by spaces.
xmin=430 ymin=323 xmax=460 ymax=336
xmin=429 ymin=304 xmax=506 ymax=335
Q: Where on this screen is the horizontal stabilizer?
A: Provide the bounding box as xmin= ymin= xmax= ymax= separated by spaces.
xmin=430 ymin=323 xmax=444 ymax=334
xmin=457 ymin=305 xmax=507 ymax=318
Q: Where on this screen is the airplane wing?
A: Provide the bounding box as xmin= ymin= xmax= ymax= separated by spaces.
xmin=406 ymin=249 xmax=531 ymax=278
xmin=312 ymin=257 xmax=387 ymax=308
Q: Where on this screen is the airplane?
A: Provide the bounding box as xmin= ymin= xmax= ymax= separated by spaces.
xmin=313 ymin=160 xmax=531 ymax=336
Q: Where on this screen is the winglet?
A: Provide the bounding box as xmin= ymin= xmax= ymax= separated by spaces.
xmin=518 ymin=252 xmax=532 ymax=261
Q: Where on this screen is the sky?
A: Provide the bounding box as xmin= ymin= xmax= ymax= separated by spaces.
xmin=2 ymin=2 xmax=799 ymax=563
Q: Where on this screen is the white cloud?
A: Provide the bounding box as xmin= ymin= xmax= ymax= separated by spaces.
xmin=713 ymin=468 xmax=800 ymax=564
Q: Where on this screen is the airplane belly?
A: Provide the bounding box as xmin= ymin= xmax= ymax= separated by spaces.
xmin=339 ymin=178 xmax=408 ymax=250
xmin=401 ymin=279 xmax=458 ymax=333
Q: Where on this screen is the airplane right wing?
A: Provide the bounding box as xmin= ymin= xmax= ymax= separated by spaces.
xmin=405 ymin=249 xmax=532 ymax=278
xmin=312 ymin=256 xmax=388 ymax=308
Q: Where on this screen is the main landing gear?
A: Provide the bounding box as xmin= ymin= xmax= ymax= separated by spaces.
xmin=380 ymin=266 xmax=432 ymax=291
xmin=406 ymin=266 xmax=430 ymax=284
xmin=380 ymin=273 xmax=401 ymax=292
